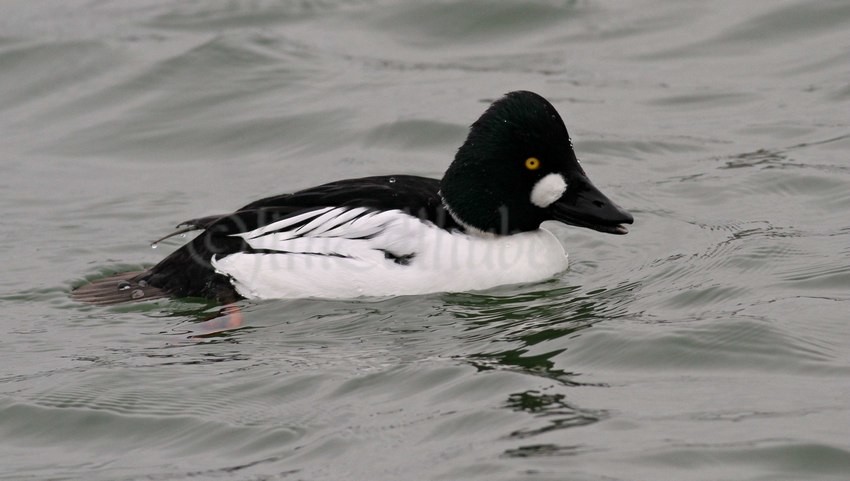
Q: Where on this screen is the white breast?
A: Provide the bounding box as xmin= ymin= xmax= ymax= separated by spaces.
xmin=210 ymin=207 xmax=568 ymax=299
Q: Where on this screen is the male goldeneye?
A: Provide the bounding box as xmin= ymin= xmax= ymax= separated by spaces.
xmin=73 ymin=91 xmax=633 ymax=304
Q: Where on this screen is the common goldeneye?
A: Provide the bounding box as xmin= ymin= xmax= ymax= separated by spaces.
xmin=73 ymin=91 xmax=633 ymax=304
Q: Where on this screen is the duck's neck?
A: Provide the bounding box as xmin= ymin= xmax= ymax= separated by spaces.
xmin=439 ymin=193 xmax=501 ymax=237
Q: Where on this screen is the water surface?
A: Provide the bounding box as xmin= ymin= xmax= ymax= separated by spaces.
xmin=1 ymin=1 xmax=849 ymax=480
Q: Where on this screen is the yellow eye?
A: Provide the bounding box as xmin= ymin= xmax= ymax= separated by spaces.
xmin=525 ymin=157 xmax=541 ymax=170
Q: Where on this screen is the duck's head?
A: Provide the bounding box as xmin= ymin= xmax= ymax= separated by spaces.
xmin=440 ymin=90 xmax=633 ymax=235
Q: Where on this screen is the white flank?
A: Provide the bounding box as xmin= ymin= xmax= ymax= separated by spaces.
xmin=210 ymin=207 xmax=569 ymax=299
xmin=530 ymin=173 xmax=567 ymax=208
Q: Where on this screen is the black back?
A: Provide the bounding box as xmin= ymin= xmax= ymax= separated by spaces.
xmin=141 ymin=175 xmax=458 ymax=301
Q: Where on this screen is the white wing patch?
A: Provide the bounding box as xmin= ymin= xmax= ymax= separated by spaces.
xmin=236 ymin=207 xmax=413 ymax=256
xmin=211 ymin=207 xmax=569 ymax=299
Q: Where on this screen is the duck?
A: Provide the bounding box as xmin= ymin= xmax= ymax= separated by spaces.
xmin=73 ymin=91 xmax=633 ymax=305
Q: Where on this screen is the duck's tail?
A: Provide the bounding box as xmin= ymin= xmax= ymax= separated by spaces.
xmin=72 ymin=270 xmax=169 ymax=305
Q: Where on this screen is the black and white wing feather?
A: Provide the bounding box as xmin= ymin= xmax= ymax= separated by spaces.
xmin=73 ymin=175 xmax=458 ymax=303
xmin=210 ymin=206 xmax=435 ymax=298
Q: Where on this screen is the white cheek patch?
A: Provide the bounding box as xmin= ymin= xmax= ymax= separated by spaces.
xmin=530 ymin=173 xmax=568 ymax=208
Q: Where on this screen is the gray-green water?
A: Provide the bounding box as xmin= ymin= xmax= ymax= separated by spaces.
xmin=2 ymin=1 xmax=849 ymax=480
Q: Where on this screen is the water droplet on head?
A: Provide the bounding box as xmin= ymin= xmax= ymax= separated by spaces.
xmin=117 ymin=281 xmax=131 ymax=291
xmin=388 ymin=177 xmax=396 ymax=184
xmin=131 ymin=289 xmax=145 ymax=299
xmin=179 ymin=233 xmax=186 ymax=238
xmin=151 ymin=243 xmax=158 ymax=249
xmin=137 ymin=280 xmax=148 ymax=288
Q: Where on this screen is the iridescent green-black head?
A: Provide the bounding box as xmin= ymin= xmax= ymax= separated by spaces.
xmin=440 ymin=90 xmax=633 ymax=235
